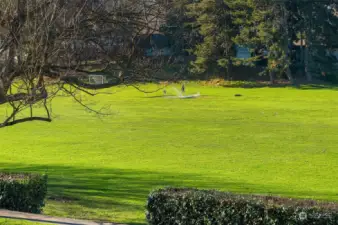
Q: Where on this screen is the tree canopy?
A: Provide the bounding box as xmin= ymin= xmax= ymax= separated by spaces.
xmin=0 ymin=0 xmax=173 ymax=127
xmin=180 ymin=0 xmax=338 ymax=82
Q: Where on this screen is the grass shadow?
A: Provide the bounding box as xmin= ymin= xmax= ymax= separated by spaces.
xmin=219 ymin=80 xmax=338 ymax=90
xmin=1 ymin=163 xmax=338 ymax=224
xmin=0 ymin=163 xmax=247 ymax=224
xmin=296 ymin=84 xmax=338 ymax=90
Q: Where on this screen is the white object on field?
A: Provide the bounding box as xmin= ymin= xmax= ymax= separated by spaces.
xmin=170 ymin=87 xmax=200 ymax=99
xmin=179 ymin=92 xmax=200 ymax=99
xmin=172 ymin=87 xmax=183 ymax=97
xmin=88 ymin=75 xmax=106 ymax=84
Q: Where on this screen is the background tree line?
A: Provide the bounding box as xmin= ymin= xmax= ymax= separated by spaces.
xmin=163 ymin=0 xmax=338 ymax=83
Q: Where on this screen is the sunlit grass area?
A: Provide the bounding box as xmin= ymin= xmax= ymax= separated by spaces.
xmin=1 ymin=83 xmax=338 ymax=224
xmin=0 ymin=219 xmax=48 ymax=225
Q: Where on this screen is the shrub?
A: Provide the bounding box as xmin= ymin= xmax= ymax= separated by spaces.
xmin=0 ymin=173 xmax=48 ymax=213
xmin=147 ymin=188 xmax=338 ymax=225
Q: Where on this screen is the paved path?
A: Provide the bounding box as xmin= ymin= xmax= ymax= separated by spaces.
xmin=0 ymin=210 xmax=125 ymax=225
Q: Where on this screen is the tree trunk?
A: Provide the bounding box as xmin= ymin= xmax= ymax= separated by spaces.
xmin=0 ymin=80 xmax=6 ymax=104
xmin=226 ymin=58 xmax=232 ymax=80
xmin=286 ymin=67 xmax=294 ymax=83
xmin=282 ymin=39 xmax=294 ymax=83
xmin=281 ymin=6 xmax=294 ymax=84
xmin=304 ymin=46 xmax=312 ymax=82
xmin=300 ymin=37 xmax=304 ymax=64
xmin=269 ymin=71 xmax=275 ymax=84
xmin=5 ymin=45 xmax=15 ymax=76
xmin=304 ymin=30 xmax=313 ymax=82
xmin=300 ymin=32 xmax=307 ymax=78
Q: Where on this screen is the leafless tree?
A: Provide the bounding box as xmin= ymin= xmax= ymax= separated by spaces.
xmin=0 ymin=0 xmax=178 ymax=127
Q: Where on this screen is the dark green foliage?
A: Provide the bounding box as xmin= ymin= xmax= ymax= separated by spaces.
xmin=0 ymin=173 xmax=48 ymax=213
xmin=163 ymin=0 xmax=338 ymax=82
xmin=147 ymin=188 xmax=338 ymax=225
xmin=187 ymin=0 xmax=239 ymax=78
xmin=160 ymin=0 xmax=200 ymax=57
xmin=301 ymin=2 xmax=338 ymax=81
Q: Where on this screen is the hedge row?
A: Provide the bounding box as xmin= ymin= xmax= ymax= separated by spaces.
xmin=147 ymin=188 xmax=338 ymax=225
xmin=0 ymin=173 xmax=47 ymax=213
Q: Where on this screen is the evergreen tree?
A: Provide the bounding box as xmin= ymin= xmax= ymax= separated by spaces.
xmin=234 ymin=0 xmax=338 ymax=83
xmin=183 ymin=0 xmax=338 ymax=82
xmin=160 ymin=0 xmax=200 ymax=57
xmin=300 ymin=2 xmax=338 ymax=82
xmin=233 ymin=0 xmax=295 ymax=83
xmin=187 ymin=0 xmax=240 ymax=79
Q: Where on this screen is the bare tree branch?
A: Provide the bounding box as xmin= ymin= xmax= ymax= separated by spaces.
xmin=0 ymin=0 xmax=179 ymax=127
xmin=1 ymin=117 xmax=52 ymax=127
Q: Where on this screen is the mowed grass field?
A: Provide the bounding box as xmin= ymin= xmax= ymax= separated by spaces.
xmin=1 ymin=83 xmax=338 ymax=224
xmin=0 ymin=219 xmax=47 ymax=225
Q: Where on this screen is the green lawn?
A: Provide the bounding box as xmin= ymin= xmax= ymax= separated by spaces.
xmin=0 ymin=219 xmax=47 ymax=225
xmin=1 ymin=83 xmax=338 ymax=224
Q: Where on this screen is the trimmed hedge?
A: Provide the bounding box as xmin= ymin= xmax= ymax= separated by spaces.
xmin=0 ymin=173 xmax=47 ymax=213
xmin=147 ymin=188 xmax=338 ymax=225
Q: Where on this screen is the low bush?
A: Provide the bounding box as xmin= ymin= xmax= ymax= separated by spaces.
xmin=0 ymin=173 xmax=48 ymax=213
xmin=147 ymin=188 xmax=338 ymax=225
